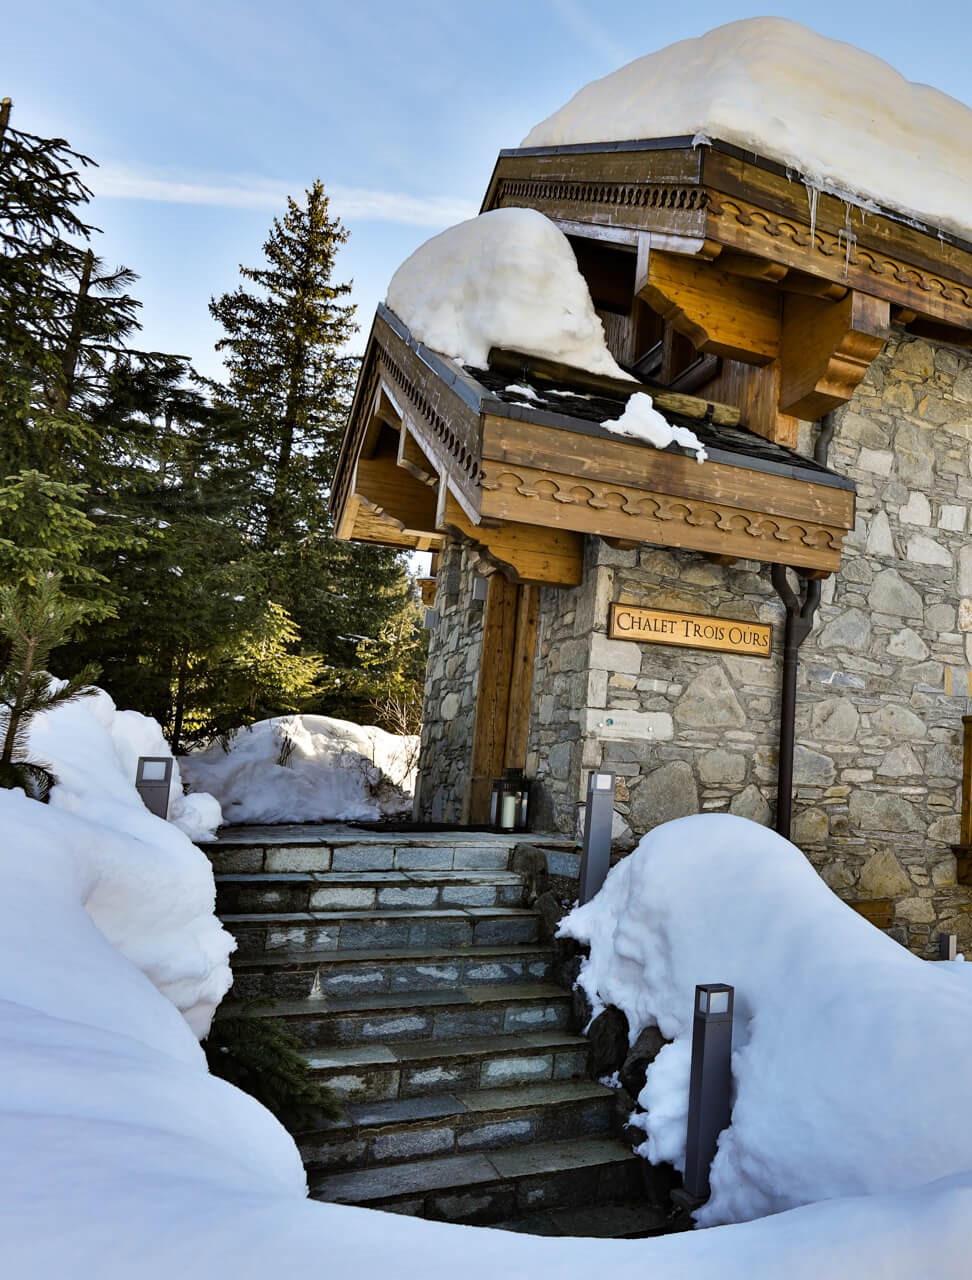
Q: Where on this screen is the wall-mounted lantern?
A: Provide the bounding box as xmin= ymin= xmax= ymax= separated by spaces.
xmin=471 ymin=575 xmax=489 ymax=606
xmin=136 ymin=756 xmax=173 ymax=820
xmin=490 ymin=768 xmax=531 ymax=833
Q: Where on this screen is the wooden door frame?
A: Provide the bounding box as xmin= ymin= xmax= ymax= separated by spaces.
xmin=465 ymin=575 xmax=540 ymax=823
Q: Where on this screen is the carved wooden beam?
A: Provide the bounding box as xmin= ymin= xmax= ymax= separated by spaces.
xmin=698 ymin=359 xmax=800 ymax=449
xmin=779 ymin=290 xmax=890 ymax=421
xmin=636 ymin=246 xmax=780 ymax=365
xmin=397 ymin=421 xmax=438 ymax=485
xmin=439 ymin=493 xmax=584 ymax=587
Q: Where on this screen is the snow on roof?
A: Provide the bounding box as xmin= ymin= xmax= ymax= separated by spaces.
xmin=385 ymin=206 xmax=633 ymax=379
xmin=522 ymin=17 xmax=972 ymax=242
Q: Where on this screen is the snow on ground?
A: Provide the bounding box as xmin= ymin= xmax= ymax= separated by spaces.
xmin=522 ymin=17 xmax=972 ymax=243
xmin=181 ymin=714 xmax=418 ymax=824
xmin=4 ymin=803 xmax=972 ymax=1277
xmin=560 ymin=814 xmax=972 ymax=1228
xmin=22 ymin=688 xmax=231 ymax=1034
xmin=386 ymin=206 xmax=633 ymax=378
xmin=603 ymin=391 xmax=708 ymax=462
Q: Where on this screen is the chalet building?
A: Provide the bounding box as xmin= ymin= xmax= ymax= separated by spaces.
xmin=332 ymin=134 xmax=972 ymax=957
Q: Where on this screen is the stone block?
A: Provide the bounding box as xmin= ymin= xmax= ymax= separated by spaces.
xmin=674 ymin=665 xmax=746 ymax=728
xmin=939 ymin=505 xmax=966 ymax=532
xmin=817 ymin=607 xmax=872 ymax=651
xmin=729 ymin=784 xmax=771 ymax=825
xmin=858 ymin=448 xmax=894 ymax=475
xmin=310 ymin=886 xmax=376 ymax=911
xmin=810 ymin=697 xmax=860 ymax=742
xmin=458 ymin=1119 xmax=534 ymax=1150
xmin=378 ymin=887 xmax=439 ymax=908
xmin=907 ymin=534 xmax=952 ymax=567
xmin=372 ymin=1127 xmax=455 ymax=1163
xmin=698 ymin=749 xmax=747 ymax=785
xmin=588 ymin=633 xmax=642 ymax=675
xmin=481 ymin=1055 xmax=552 ymax=1087
xmin=848 ymin=791 xmax=922 ymax=833
xmin=870 ymin=704 xmax=927 ymax=740
xmin=864 ymin=510 xmax=895 ymax=556
xmin=858 ymin=850 xmax=911 ymax=898
xmin=629 ymin=761 xmax=699 ymax=830
xmin=793 ymin=746 xmax=836 ymax=786
xmin=265 ymin=847 xmax=331 ymax=873
xmin=887 ymin=628 xmax=929 ymax=660
xmin=581 ymin=708 xmax=673 ymax=741
xmin=877 ymin=744 xmax=922 ymax=777
xmin=332 ymin=847 xmax=395 ymax=871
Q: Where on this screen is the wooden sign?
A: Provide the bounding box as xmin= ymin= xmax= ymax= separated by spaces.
xmin=609 ymin=603 xmax=772 ymax=659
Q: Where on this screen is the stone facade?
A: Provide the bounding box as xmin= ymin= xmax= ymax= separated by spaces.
xmin=415 ymin=542 xmax=488 ymax=823
xmin=416 ymin=328 xmax=972 ymax=956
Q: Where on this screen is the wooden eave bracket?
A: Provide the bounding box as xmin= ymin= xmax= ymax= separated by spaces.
xmin=779 ymin=290 xmax=891 ymax=420
xmin=439 ymin=492 xmax=583 ymax=588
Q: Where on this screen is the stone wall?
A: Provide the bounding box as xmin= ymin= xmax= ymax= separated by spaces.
xmin=414 ymin=542 xmax=486 ymax=823
xmin=525 ymin=328 xmax=972 ymax=956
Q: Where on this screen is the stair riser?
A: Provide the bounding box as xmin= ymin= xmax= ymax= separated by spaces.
xmin=314 ymin=1045 xmax=591 ymax=1103
xmin=299 ymin=1098 xmax=615 ymax=1172
xmin=226 ymin=914 xmax=539 ymax=954
xmin=311 ymin=1159 xmax=644 ymax=1226
xmin=229 ymin=955 xmax=553 ymax=1002
xmin=280 ymin=998 xmax=572 ymax=1048
xmin=216 ymin=882 xmax=525 ymax=914
xmin=209 ymin=845 xmax=515 ymax=875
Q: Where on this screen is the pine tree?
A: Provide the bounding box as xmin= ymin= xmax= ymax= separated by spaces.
xmin=0 ymin=573 xmax=99 ymax=799
xmin=209 ymin=183 xmax=420 ymax=725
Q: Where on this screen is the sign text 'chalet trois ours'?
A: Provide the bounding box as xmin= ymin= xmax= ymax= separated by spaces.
xmin=608 ymin=603 xmax=772 ymax=659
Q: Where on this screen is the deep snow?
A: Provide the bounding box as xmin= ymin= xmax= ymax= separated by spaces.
xmin=180 ymin=714 xmax=418 ymax=824
xmin=522 ymin=18 xmax=972 ymax=244
xmin=560 ymin=814 xmax=972 ymax=1227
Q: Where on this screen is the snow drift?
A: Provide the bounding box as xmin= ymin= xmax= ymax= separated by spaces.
xmin=560 ymin=814 xmax=972 ymax=1227
xmin=523 ymin=17 xmax=972 ymax=243
xmin=19 ymin=688 xmax=231 ymax=1035
xmin=180 ymin=714 xmax=418 ymax=824
xmin=3 ymin=804 xmax=972 ymax=1276
xmin=386 ymin=206 xmax=632 ymax=378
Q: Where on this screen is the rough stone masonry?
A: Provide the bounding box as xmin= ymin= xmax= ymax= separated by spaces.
xmin=418 ymin=329 xmax=972 ymax=958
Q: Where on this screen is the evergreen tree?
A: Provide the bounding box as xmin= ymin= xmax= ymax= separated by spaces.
xmin=209 ymin=183 xmax=420 ymax=725
xmin=0 ymin=573 xmax=99 ymax=799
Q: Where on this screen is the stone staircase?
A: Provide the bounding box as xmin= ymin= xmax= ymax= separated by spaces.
xmin=207 ymin=825 xmax=665 ymax=1236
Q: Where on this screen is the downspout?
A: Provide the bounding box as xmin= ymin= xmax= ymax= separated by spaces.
xmin=770 ymin=413 xmax=836 ymax=839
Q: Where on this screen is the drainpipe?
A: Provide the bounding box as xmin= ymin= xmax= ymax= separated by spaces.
xmin=771 ymin=566 xmax=821 ymax=840
xmin=770 ymin=413 xmax=835 ymax=840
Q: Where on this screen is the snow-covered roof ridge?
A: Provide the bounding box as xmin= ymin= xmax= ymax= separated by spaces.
xmin=522 ymin=17 xmax=972 ymax=242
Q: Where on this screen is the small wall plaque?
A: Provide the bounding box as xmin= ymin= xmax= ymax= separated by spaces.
xmin=609 ymin=603 xmax=772 ymax=659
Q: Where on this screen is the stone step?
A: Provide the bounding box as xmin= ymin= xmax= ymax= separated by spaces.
xmin=215 ymin=869 xmax=527 ymax=915
xmin=220 ymin=983 xmax=572 ymax=1048
xmin=221 ymin=906 xmax=540 ymax=955
xmin=489 ymin=1202 xmax=670 ymax=1238
xmin=304 ymin=1028 xmax=592 ymax=1102
xmin=229 ymin=942 xmax=554 ymax=1001
xmin=297 ymin=1079 xmax=617 ymax=1172
xmin=308 ymin=1135 xmax=644 ymax=1224
xmin=207 ymin=832 xmax=529 ymax=876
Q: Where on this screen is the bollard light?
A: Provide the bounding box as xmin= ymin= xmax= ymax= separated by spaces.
xmin=578 ymin=770 xmax=616 ymax=904
xmin=136 ymin=756 xmax=173 ymax=820
xmin=682 ymin=982 xmax=734 ymax=1203
xmin=939 ymin=933 xmax=958 ymax=961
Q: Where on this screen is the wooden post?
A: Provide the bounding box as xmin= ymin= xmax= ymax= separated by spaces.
xmin=961 ymin=715 xmax=972 ymax=847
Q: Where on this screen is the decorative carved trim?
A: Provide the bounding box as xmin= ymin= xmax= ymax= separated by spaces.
xmin=375 ymin=344 xmax=483 ymax=490
xmin=495 ymin=178 xmax=709 ymax=214
xmin=480 ymin=464 xmax=846 ymax=572
xmin=707 ymin=193 xmax=972 ymax=320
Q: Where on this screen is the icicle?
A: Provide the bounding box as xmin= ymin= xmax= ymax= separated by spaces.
xmin=838 ymin=202 xmax=857 ymax=277
xmin=805 ymin=182 xmax=820 ymax=249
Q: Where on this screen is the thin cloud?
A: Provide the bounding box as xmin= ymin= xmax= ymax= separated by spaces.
xmin=547 ymin=0 xmax=632 ymax=70
xmin=90 ymin=165 xmax=477 ymax=228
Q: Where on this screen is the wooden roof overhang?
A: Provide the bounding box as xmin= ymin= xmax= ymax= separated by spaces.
xmin=482 ymin=136 xmax=972 ymax=447
xmin=332 ymin=304 xmax=856 ymax=587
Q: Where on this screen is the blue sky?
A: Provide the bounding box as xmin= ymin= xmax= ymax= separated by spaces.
xmin=4 ymin=1 xmax=971 ymax=378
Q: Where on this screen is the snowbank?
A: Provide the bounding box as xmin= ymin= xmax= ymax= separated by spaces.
xmin=560 ymin=814 xmax=972 ymax=1227
xmin=17 ymin=688 xmax=232 ymax=1036
xmin=181 ymin=714 xmax=418 ymax=824
xmin=523 ymin=18 xmax=972 ymax=243
xmin=4 ymin=802 xmax=972 ymax=1274
xmin=386 ymin=207 xmax=633 ymax=378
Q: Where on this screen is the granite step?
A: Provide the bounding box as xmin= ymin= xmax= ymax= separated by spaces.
xmin=308 ymin=1135 xmax=644 ymax=1224
xmin=297 ymin=1079 xmax=616 ymax=1172
xmin=489 ymin=1202 xmax=670 ymax=1238
xmin=221 ymin=905 xmax=540 ymax=955
xmin=218 ymin=982 xmax=572 ymax=1048
xmin=228 ymin=942 xmax=554 ymax=1002
xmin=215 ymin=869 xmax=527 ymax=915
xmin=305 ymin=1028 xmax=592 ymax=1102
xmin=207 ymin=833 xmax=528 ymax=876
